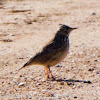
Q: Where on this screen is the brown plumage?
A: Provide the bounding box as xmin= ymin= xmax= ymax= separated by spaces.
xmin=19 ymin=24 xmax=77 ymax=80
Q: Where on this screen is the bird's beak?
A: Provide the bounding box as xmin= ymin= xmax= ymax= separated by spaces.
xmin=71 ymin=27 xmax=78 ymax=30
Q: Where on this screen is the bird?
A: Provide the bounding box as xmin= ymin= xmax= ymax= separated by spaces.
xmin=19 ymin=24 xmax=77 ymax=80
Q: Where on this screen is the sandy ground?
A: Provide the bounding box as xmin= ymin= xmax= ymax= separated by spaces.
xmin=0 ymin=0 xmax=100 ymax=99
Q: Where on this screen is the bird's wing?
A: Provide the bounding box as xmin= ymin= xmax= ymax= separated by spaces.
xmin=41 ymin=40 xmax=58 ymax=55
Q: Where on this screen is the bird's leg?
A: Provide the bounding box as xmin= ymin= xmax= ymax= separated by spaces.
xmin=46 ymin=66 xmax=50 ymax=80
xmin=48 ymin=65 xmax=55 ymax=80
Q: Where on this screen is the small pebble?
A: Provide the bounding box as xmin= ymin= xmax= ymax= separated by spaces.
xmin=19 ymin=75 xmax=23 ymax=77
xmin=24 ymin=20 xmax=32 ymax=24
xmin=97 ymin=72 xmax=100 ymax=75
xmin=72 ymin=85 xmax=76 ymax=89
xmin=18 ymin=82 xmax=25 ymax=86
xmin=94 ymin=59 xmax=98 ymax=62
xmin=92 ymin=12 xmax=96 ymax=15
xmin=72 ymin=60 xmax=75 ymax=63
xmin=67 ymin=82 xmax=73 ymax=85
xmin=74 ymin=96 xmax=77 ymax=98
xmin=88 ymin=68 xmax=94 ymax=71
xmin=10 ymin=72 xmax=13 ymax=74
xmin=56 ymin=65 xmax=63 ymax=67
xmin=17 ymin=58 xmax=24 ymax=59
xmin=36 ymin=83 xmax=41 ymax=85
xmin=60 ymin=82 xmax=64 ymax=85
xmin=84 ymin=81 xmax=92 ymax=84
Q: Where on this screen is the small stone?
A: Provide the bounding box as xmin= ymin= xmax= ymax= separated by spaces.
xmin=36 ymin=83 xmax=41 ymax=85
xmin=88 ymin=68 xmax=94 ymax=71
xmin=19 ymin=75 xmax=23 ymax=77
xmin=18 ymin=58 xmax=24 ymax=59
xmin=84 ymin=81 xmax=92 ymax=84
xmin=97 ymin=72 xmax=100 ymax=75
xmin=24 ymin=20 xmax=32 ymax=24
xmin=56 ymin=65 xmax=63 ymax=67
xmin=9 ymin=33 xmax=15 ymax=36
xmin=2 ymin=81 xmax=4 ymax=84
xmin=60 ymin=82 xmax=64 ymax=85
xmin=72 ymin=60 xmax=74 ymax=63
xmin=10 ymin=72 xmax=13 ymax=74
xmin=67 ymin=82 xmax=73 ymax=85
xmin=93 ymin=71 xmax=96 ymax=73
xmin=92 ymin=12 xmax=96 ymax=15
xmin=74 ymin=96 xmax=77 ymax=98
xmin=94 ymin=59 xmax=98 ymax=62
xmin=72 ymin=85 xmax=76 ymax=89
xmin=27 ymin=95 xmax=32 ymax=99
xmin=18 ymin=82 xmax=25 ymax=86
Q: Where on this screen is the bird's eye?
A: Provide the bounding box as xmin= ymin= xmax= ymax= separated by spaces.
xmin=64 ymin=28 xmax=67 ymax=31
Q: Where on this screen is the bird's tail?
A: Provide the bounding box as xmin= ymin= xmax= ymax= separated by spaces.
xmin=18 ymin=57 xmax=39 ymax=71
xmin=18 ymin=62 xmax=29 ymax=71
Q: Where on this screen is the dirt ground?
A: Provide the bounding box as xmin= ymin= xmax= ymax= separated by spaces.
xmin=0 ymin=0 xmax=100 ymax=100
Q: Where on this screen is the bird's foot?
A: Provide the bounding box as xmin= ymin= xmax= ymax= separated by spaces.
xmin=46 ymin=76 xmax=55 ymax=81
xmin=51 ymin=76 xmax=56 ymax=81
xmin=46 ymin=76 xmax=51 ymax=81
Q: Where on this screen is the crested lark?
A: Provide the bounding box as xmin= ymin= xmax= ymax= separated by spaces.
xmin=19 ymin=24 xmax=77 ymax=80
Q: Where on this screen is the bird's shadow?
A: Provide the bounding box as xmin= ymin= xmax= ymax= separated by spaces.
xmin=51 ymin=78 xmax=92 ymax=84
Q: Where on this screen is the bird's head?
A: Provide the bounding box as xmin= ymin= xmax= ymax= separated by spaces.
xmin=59 ymin=24 xmax=77 ymax=36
